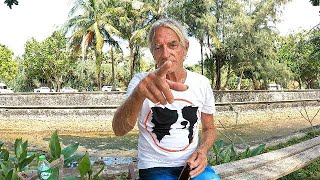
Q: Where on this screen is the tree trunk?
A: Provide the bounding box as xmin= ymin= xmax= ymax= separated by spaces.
xmin=129 ymin=47 xmax=134 ymax=80
xmin=200 ymin=40 xmax=204 ymax=75
xmin=111 ymin=47 xmax=116 ymax=91
xmin=95 ymin=51 xmax=102 ymax=91
xmin=215 ymin=54 xmax=221 ymax=90
xmin=236 ymin=71 xmax=243 ymax=90
xmin=223 ymin=63 xmax=232 ymax=90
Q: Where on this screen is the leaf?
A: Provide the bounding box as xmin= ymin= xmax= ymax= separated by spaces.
xmin=215 ymin=139 xmax=224 ymax=151
xmin=0 ymin=141 xmax=3 ymax=149
xmin=51 ymin=167 xmax=59 ymax=179
xmin=250 ymin=144 xmax=266 ymax=157
xmin=14 ymin=138 xmax=23 ymax=159
xmin=49 ymin=130 xmax=61 ymax=161
xmin=5 ymin=169 xmax=13 ymax=180
xmin=0 ymin=162 xmax=10 ymax=175
xmin=221 ymin=145 xmax=232 ymax=163
xmin=64 ymin=154 xmax=84 ymax=167
xmin=18 ymin=154 xmax=35 ymax=171
xmin=19 ymin=140 xmax=28 ymax=161
xmin=62 ymin=143 xmax=79 ymax=159
xmin=93 ymin=166 xmax=104 ymax=180
xmin=230 ymin=144 xmax=238 ymax=161
xmin=11 ymin=169 xmax=19 ymax=180
xmin=0 ymin=149 xmax=9 ymax=161
xmin=242 ymin=147 xmax=251 ymax=159
xmin=78 ymin=154 xmax=91 ymax=178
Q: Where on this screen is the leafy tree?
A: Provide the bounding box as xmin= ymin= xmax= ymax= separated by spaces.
xmin=22 ymin=31 xmax=71 ymax=91
xmin=167 ymin=0 xmax=217 ymax=76
xmin=300 ymin=29 xmax=320 ymax=88
xmin=222 ymin=0 xmax=289 ymax=90
xmin=0 ymin=44 xmax=18 ymax=84
xmin=117 ymin=0 xmax=168 ymax=79
xmin=63 ymin=0 xmax=122 ymax=90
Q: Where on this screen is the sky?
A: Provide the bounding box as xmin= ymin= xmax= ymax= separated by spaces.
xmin=0 ymin=0 xmax=319 ymax=65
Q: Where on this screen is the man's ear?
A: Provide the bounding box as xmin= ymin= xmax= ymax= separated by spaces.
xmin=184 ymin=40 xmax=189 ymax=58
xmin=185 ymin=40 xmax=189 ymax=51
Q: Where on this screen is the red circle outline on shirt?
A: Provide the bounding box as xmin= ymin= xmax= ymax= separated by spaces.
xmin=144 ymin=98 xmax=199 ymax=152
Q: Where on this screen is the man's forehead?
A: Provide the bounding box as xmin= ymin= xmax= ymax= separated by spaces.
xmin=154 ymin=28 xmax=180 ymax=43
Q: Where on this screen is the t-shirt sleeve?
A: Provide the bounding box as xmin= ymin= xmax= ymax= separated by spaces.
xmin=201 ymin=78 xmax=216 ymax=115
xmin=126 ymin=72 xmax=149 ymax=98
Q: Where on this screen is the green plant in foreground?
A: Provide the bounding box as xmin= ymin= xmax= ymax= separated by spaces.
xmin=0 ymin=139 xmax=36 ymax=179
xmin=49 ymin=130 xmax=105 ymax=179
xmin=208 ymin=139 xmax=265 ymax=166
xmin=49 ymin=130 xmax=84 ymax=166
xmin=78 ymin=153 xmax=104 ymax=180
xmin=0 ymin=130 xmax=105 ymax=179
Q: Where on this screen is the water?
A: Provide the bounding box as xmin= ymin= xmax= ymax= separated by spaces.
xmin=57 ymin=124 xmax=318 ymax=166
xmin=60 ymin=134 xmax=138 ymax=167
xmin=60 ymin=134 xmax=138 ymax=150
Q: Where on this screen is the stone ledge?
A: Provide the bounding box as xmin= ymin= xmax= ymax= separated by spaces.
xmin=212 ymin=136 xmax=320 ymax=179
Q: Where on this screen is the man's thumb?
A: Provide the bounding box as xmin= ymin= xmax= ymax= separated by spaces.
xmin=166 ymin=80 xmax=189 ymax=91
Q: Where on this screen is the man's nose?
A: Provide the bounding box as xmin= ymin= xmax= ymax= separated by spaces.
xmin=161 ymin=46 xmax=170 ymax=59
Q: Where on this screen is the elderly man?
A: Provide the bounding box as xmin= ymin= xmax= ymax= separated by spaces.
xmin=112 ymin=18 xmax=220 ymax=180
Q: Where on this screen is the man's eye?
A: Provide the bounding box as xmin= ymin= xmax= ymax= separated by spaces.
xmin=169 ymin=44 xmax=179 ymax=49
xmin=154 ymin=46 xmax=161 ymax=51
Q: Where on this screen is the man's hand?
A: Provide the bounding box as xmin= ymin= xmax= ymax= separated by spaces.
xmin=187 ymin=150 xmax=208 ymax=178
xmin=135 ymin=61 xmax=188 ymax=105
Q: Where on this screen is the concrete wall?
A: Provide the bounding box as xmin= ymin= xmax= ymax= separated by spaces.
xmin=0 ymin=90 xmax=319 ymax=134
xmin=0 ymin=90 xmax=319 ymax=106
xmin=213 ymin=90 xmax=320 ymax=103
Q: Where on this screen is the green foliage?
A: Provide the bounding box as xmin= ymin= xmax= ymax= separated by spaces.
xmin=48 ymin=130 xmax=82 ymax=168
xmin=0 ymin=44 xmax=18 ymax=83
xmin=22 ymin=31 xmax=73 ymax=91
xmin=2 ymin=0 xmax=319 ymax=91
xmin=14 ymin=139 xmax=36 ymax=172
xmin=48 ymin=130 xmax=106 ymax=179
xmin=0 ymin=130 xmax=106 ymax=179
xmin=0 ymin=141 xmax=9 ymax=161
xmin=47 ymin=130 xmax=106 ymax=179
xmin=0 ymin=138 xmax=36 ymax=179
xmin=208 ymin=139 xmax=266 ymax=166
xmin=78 ymin=153 xmax=104 ymax=180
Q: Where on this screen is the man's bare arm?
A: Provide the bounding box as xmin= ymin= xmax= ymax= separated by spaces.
xmin=188 ymin=112 xmax=217 ymax=177
xmin=198 ymin=113 xmax=217 ymax=154
xmin=112 ymin=88 xmax=145 ymax=136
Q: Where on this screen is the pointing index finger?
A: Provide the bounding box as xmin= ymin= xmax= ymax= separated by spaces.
xmin=156 ymin=61 xmax=172 ymax=77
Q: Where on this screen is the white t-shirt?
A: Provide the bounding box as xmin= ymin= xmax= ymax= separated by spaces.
xmin=126 ymin=69 xmax=215 ymax=169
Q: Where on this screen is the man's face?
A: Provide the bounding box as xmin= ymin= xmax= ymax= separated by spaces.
xmin=151 ymin=26 xmax=189 ymax=72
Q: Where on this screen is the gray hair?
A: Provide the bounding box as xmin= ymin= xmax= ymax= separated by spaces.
xmin=148 ymin=18 xmax=189 ymax=51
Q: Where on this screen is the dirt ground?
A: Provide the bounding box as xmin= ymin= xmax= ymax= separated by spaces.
xmin=0 ymin=107 xmax=319 ymax=157
xmin=0 ymin=107 xmax=319 ymax=177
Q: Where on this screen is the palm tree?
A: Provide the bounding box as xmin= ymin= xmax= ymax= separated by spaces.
xmin=63 ymin=0 xmax=121 ymax=90
xmin=117 ymin=0 xmax=160 ymax=79
xmin=101 ymin=28 xmax=122 ymax=90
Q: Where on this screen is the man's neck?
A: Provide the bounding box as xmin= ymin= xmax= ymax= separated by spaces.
xmin=166 ymin=68 xmax=187 ymax=83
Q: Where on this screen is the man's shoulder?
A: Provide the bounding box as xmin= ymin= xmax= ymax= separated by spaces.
xmin=187 ymin=70 xmax=209 ymax=81
xmin=132 ymin=71 xmax=153 ymax=80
